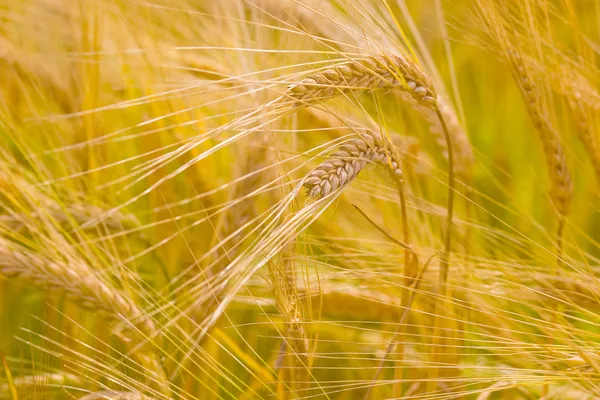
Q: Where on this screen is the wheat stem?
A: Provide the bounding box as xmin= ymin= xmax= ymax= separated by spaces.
xmin=437 ymin=108 xmax=456 ymax=287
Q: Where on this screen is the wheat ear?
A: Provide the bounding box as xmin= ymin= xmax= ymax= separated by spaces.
xmin=0 ymin=244 xmax=155 ymax=337
xmin=557 ymin=67 xmax=600 ymax=183
xmin=0 ymin=242 xmax=168 ymax=392
xmin=508 ymin=49 xmax=573 ymax=218
xmin=269 ymin=247 xmax=310 ymax=395
xmin=0 ymin=204 xmax=139 ymax=233
xmin=303 ymin=131 xmax=403 ymax=198
xmin=288 ymin=54 xmax=454 ymax=259
xmin=287 ymin=55 xmax=437 ymax=107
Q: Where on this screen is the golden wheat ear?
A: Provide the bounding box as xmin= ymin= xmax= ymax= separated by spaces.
xmin=0 ymin=241 xmax=168 ymax=393
xmin=508 ymin=49 xmax=573 ymax=218
xmin=287 ymin=55 xmax=437 ymax=107
xmin=303 ymin=131 xmax=402 ymax=198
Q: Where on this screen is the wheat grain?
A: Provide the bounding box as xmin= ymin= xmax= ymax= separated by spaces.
xmin=287 ymin=55 xmax=437 ymax=107
xmin=303 ymin=131 xmax=402 ymax=198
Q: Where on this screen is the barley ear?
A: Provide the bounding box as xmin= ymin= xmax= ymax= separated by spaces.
xmin=303 ymin=131 xmax=402 ymax=199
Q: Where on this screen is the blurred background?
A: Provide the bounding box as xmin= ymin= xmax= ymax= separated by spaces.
xmin=1 ymin=0 xmax=600 ymax=399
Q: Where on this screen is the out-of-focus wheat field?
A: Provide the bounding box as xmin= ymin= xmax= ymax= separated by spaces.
xmin=1 ymin=0 xmax=600 ymax=399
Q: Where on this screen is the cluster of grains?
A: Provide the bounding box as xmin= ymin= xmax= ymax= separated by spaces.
xmin=0 ymin=204 xmax=139 ymax=233
xmin=0 ymin=244 xmax=156 ymax=337
xmin=508 ymin=49 xmax=573 ymax=216
xmin=287 ymin=55 xmax=437 ymax=107
xmin=303 ymin=132 xmax=402 ymax=198
xmin=557 ymin=67 xmax=600 ymax=183
xmin=268 ymin=252 xmax=309 ymax=392
xmin=0 ymin=242 xmax=165 ymax=385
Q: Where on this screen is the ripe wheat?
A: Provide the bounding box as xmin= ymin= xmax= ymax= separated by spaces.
xmin=508 ymin=49 xmax=573 ymax=216
xmin=303 ymin=131 xmax=402 ymax=198
xmin=0 ymin=241 xmax=167 ymax=389
xmin=0 ymin=243 xmax=155 ymax=337
xmin=287 ymin=55 xmax=437 ymax=107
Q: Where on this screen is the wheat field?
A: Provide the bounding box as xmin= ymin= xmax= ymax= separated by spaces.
xmin=1 ymin=0 xmax=600 ymax=399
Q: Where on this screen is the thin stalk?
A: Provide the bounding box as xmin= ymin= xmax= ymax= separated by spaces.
xmin=437 ymin=107 xmax=456 ymax=285
xmin=1 ymin=353 xmax=18 ymax=400
xmin=427 ymin=108 xmax=456 ymax=393
xmin=392 ymin=171 xmax=413 ymax=398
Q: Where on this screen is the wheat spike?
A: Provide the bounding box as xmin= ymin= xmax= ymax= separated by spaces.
xmin=269 ymin=247 xmax=310 ymax=394
xmin=287 ymin=55 xmax=437 ymax=107
xmin=556 ymin=66 xmax=600 ymax=183
xmin=0 ymin=204 xmax=139 ymax=233
xmin=0 ymin=241 xmax=167 ymax=390
xmin=508 ymin=49 xmax=573 ymax=216
xmin=303 ymin=132 xmax=402 ymax=198
xmin=0 ymin=243 xmax=155 ymax=338
xmin=0 ymin=372 xmax=81 ymax=395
